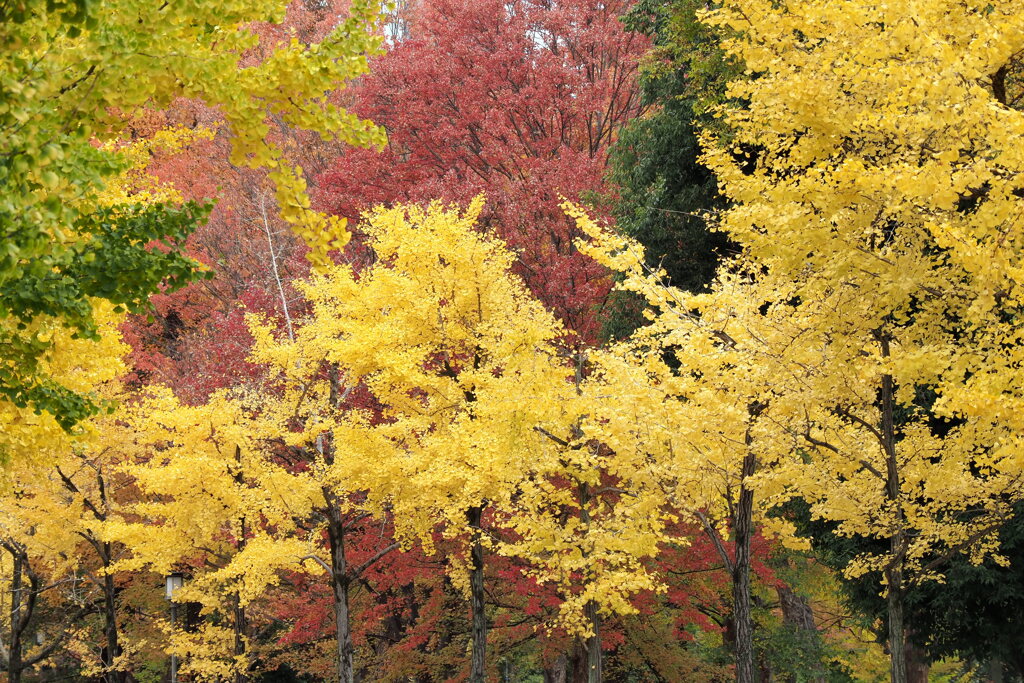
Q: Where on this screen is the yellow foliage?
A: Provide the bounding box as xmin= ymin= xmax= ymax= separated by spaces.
xmin=574 ymin=1 xmax=1024 ymax=674
xmin=247 ymin=199 xmax=673 ymax=634
xmin=0 ymin=302 xmax=128 ymax=467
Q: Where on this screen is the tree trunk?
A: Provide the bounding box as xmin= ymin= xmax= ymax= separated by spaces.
xmin=544 ymin=654 xmax=568 ymax=683
xmin=583 ymin=600 xmax=602 ymax=683
xmin=733 ymin=450 xmax=757 ymax=683
xmin=55 ymin=467 xmax=124 ymax=682
xmin=878 ymin=334 xmax=907 ymax=683
xmin=234 ymin=596 xmax=248 ymax=683
xmin=989 ymin=657 xmax=1004 ymax=683
xmin=886 ymin=580 xmax=906 ymax=683
xmin=568 ymin=639 xmax=586 ymax=682
xmin=326 ymin=498 xmax=354 ymax=683
xmin=776 ymin=583 xmax=824 ymax=683
xmin=568 ymin=613 xmax=602 ymax=683
xmin=101 ymin=554 xmax=122 ymax=683
xmin=777 ymin=583 xmax=814 ymax=632
xmin=904 ymin=635 xmax=929 ymax=683
xmin=574 ymin=477 xmax=602 ymax=683
xmin=466 ymin=505 xmax=487 ymax=683
xmin=231 ymin=452 xmax=250 ymax=683
xmin=322 ymin=366 xmax=356 ymax=683
xmin=9 ymin=552 xmax=23 ymax=683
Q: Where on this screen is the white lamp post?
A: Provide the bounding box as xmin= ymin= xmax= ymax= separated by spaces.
xmin=165 ymin=572 xmax=185 ymax=683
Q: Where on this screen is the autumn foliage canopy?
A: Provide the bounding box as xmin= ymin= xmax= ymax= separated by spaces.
xmin=2 ymin=0 xmax=1024 ymax=682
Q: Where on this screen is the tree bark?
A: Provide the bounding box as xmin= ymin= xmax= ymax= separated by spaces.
xmin=326 ymin=498 xmax=355 ymax=683
xmin=878 ymin=334 xmax=907 ymax=683
xmin=9 ymin=552 xmax=23 ymax=683
xmin=575 ymin=477 xmax=602 ymax=683
xmin=989 ymin=657 xmax=1004 ymax=683
xmin=777 ymin=584 xmax=813 ymax=633
xmin=733 ymin=450 xmax=757 ymax=683
xmin=101 ymin=557 xmax=122 ymax=683
xmin=322 ymin=364 xmax=356 ymax=683
xmin=3 ymin=547 xmax=40 ymax=683
xmin=566 ymin=604 xmax=602 ymax=683
xmin=231 ymin=449 xmax=250 ymax=683
xmin=234 ymin=596 xmax=248 ymax=683
xmin=569 ymin=643 xmax=586 ymax=682
xmin=993 ymin=65 xmax=1008 ymax=106
xmin=904 ymin=635 xmax=929 ymax=683
xmin=583 ymin=600 xmax=602 ymax=683
xmin=466 ymin=505 xmax=487 ymax=683
xmin=544 ymin=654 xmax=568 ymax=683
xmin=776 ymin=582 xmax=824 ymax=683
xmin=886 ymin=583 xmax=906 ymax=683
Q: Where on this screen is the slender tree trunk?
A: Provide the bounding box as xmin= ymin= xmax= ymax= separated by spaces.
xmin=234 ymin=596 xmax=248 ymax=683
xmin=101 ymin=553 xmax=122 ymax=683
xmin=878 ymin=334 xmax=907 ymax=683
xmin=574 ymin=476 xmax=602 ymax=683
xmin=733 ymin=450 xmax=757 ymax=683
xmin=9 ymin=552 xmax=23 ymax=683
xmin=322 ymin=364 xmax=355 ymax=683
xmin=989 ymin=657 xmax=1004 ymax=683
xmin=326 ymin=498 xmax=354 ymax=683
xmin=583 ymin=600 xmax=602 ymax=683
xmin=466 ymin=505 xmax=487 ymax=683
xmin=231 ymin=451 xmax=250 ymax=683
xmin=886 ymin=582 xmax=906 ymax=683
xmin=55 ymin=467 xmax=123 ymax=682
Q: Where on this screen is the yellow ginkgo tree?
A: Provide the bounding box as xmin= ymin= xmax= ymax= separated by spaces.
xmin=245 ymin=198 xmax=572 ymax=682
xmin=576 ymin=1 xmax=1024 ymax=681
xmin=103 ymin=388 xmax=317 ymax=683
xmin=0 ymin=289 xmax=151 ymax=681
xmin=0 ymin=125 xmax=218 ymax=683
xmin=247 ymin=199 xmax=676 ymax=683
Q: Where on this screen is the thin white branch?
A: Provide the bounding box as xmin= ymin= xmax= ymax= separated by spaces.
xmin=260 ymin=193 xmax=295 ymax=342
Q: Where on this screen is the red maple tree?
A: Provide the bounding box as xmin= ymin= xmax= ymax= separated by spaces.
xmin=317 ymin=0 xmax=649 ymax=342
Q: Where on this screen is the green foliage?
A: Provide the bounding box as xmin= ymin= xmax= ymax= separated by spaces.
xmin=904 ymin=507 xmax=1024 ymax=677
xmin=0 ymin=0 xmax=383 ymax=429
xmin=787 ymin=499 xmax=1024 ymax=678
xmin=133 ymin=658 xmax=168 ymax=683
xmin=622 ymin=0 xmax=739 ymax=117
xmin=607 ymin=94 xmax=725 ymax=290
xmin=758 ymin=621 xmax=855 ymax=683
xmin=606 ymin=0 xmax=737 ymax=338
xmin=0 ymin=202 xmax=209 ymax=429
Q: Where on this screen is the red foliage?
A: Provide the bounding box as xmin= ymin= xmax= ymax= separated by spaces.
xmin=121 ymin=1 xmax=366 ymax=401
xmin=317 ymin=0 xmax=649 ymax=342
